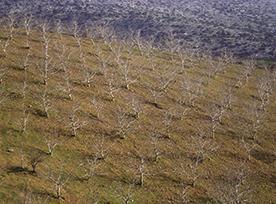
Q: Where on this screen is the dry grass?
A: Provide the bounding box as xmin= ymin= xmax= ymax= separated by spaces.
xmin=0 ymin=27 xmax=275 ymax=203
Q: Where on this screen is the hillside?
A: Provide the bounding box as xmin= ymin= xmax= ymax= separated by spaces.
xmin=0 ymin=0 xmax=276 ymax=60
xmin=0 ymin=26 xmax=276 ymax=203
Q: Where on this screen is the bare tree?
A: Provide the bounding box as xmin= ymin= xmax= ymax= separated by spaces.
xmin=162 ymin=110 xmax=173 ymax=139
xmin=158 ymin=69 xmax=177 ymax=93
xmin=95 ymin=45 xmax=109 ymax=77
xmin=119 ymin=60 xmax=136 ymax=90
xmin=23 ymin=15 xmax=32 ymax=49
xmin=257 ymin=70 xmax=273 ymax=112
xmin=29 ymin=154 xmax=47 ymax=174
xmin=106 ymin=73 xmax=119 ymax=101
xmin=235 ymin=60 xmax=255 ymax=88
xmin=80 ymin=155 xmax=100 ymax=181
xmin=0 ymin=67 xmax=7 ymax=104
xmin=114 ymin=184 xmax=135 ymax=204
xmin=209 ymin=164 xmax=252 ymax=204
xmin=181 ymin=79 xmax=203 ymax=107
xmin=47 ymin=166 xmax=70 ymax=200
xmin=91 ymin=97 xmax=104 ymax=119
xmin=68 ymin=105 xmax=87 ymax=137
xmin=80 ymin=51 xmax=96 ymax=87
xmin=40 ymin=86 xmax=51 ymax=118
xmin=7 ymin=12 xmax=16 ymax=40
xmin=20 ymin=48 xmax=31 ymax=71
xmin=20 ymin=105 xmax=31 ymax=133
xmin=57 ymin=45 xmax=73 ymax=100
xmin=136 ymin=157 xmax=146 ymax=187
xmin=114 ymin=108 xmax=135 ymax=139
xmin=129 ymin=97 xmax=143 ymax=119
xmin=38 ymin=22 xmax=52 ymax=86
xmin=45 ymin=137 xmax=60 ymax=157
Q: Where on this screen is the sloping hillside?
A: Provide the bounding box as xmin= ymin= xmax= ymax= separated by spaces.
xmin=0 ymin=26 xmax=275 ymax=203
xmin=1 ymin=0 xmax=276 ymax=60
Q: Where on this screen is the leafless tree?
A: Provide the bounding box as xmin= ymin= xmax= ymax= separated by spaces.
xmin=106 ymin=73 xmax=119 ymax=101
xmin=39 ymin=22 xmax=52 ymax=86
xmin=91 ymin=97 xmax=104 ymax=119
xmin=20 ymin=105 xmax=31 ymax=133
xmin=0 ymin=67 xmax=7 ymax=104
xmin=21 ymin=48 xmax=31 ymax=71
xmin=29 ymin=154 xmax=47 ymax=174
xmin=150 ymin=132 xmax=162 ymax=162
xmin=0 ymin=89 xmax=7 ymax=105
xmin=56 ymin=20 xmax=63 ymax=42
xmin=235 ymin=60 xmax=255 ymax=88
xmin=190 ymin=128 xmax=218 ymax=163
xmin=114 ymin=184 xmax=135 ymax=204
xmin=158 ymin=69 xmax=177 ymax=93
xmin=39 ymin=86 xmax=51 ymax=118
xmin=7 ymin=11 xmax=16 ymax=40
xmin=205 ymin=57 xmax=226 ymax=81
xmin=119 ymin=60 xmax=136 ymax=90
xmin=209 ymin=164 xmax=252 ymax=204
xmin=47 ymin=166 xmax=70 ymax=200
xmin=80 ymin=51 xmax=96 ymax=87
xmin=56 ymin=45 xmax=73 ymax=100
xmin=162 ymin=110 xmax=173 ymax=139
xmin=181 ymin=79 xmax=203 ymax=107
xmin=23 ymin=15 xmax=32 ymax=48
xmin=136 ymin=157 xmax=146 ymax=187
xmin=95 ymin=45 xmax=109 ymax=77
xmin=68 ymin=105 xmax=87 ymax=137
xmin=79 ymin=155 xmax=100 ymax=181
xmin=0 ymin=66 xmax=6 ymax=84
xmin=257 ymin=70 xmax=273 ymax=112
xmin=45 ymin=137 xmax=60 ymax=157
xmin=129 ymin=97 xmax=143 ymax=119
xmin=93 ymin=135 xmax=111 ymax=161
xmin=165 ymin=29 xmax=180 ymax=60
xmin=114 ymin=108 xmax=135 ymax=139
xmin=109 ymin=41 xmax=124 ymax=65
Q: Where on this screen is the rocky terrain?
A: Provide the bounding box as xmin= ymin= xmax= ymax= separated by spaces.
xmin=0 ymin=0 xmax=276 ymax=60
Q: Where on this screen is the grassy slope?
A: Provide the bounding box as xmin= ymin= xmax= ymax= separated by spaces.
xmin=0 ymin=28 xmax=275 ymax=203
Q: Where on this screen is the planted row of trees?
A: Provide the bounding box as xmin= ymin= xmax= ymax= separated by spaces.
xmin=0 ymin=13 xmax=275 ymax=203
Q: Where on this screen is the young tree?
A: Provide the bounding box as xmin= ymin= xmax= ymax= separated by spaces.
xmin=37 ymin=23 xmax=52 ymax=86
xmin=79 ymin=156 xmax=100 ymax=181
xmin=257 ymin=70 xmax=273 ymax=112
xmin=80 ymin=51 xmax=96 ymax=87
xmin=150 ymin=132 xmax=162 ymax=162
xmin=68 ymin=105 xmax=87 ymax=137
xmin=119 ymin=60 xmax=136 ymax=90
xmin=129 ymin=97 xmax=143 ymax=119
xmin=137 ymin=157 xmax=146 ymax=187
xmin=209 ymin=164 xmax=252 ymax=204
xmin=45 ymin=137 xmax=60 ymax=157
xmin=114 ymin=108 xmax=135 ymax=139
xmin=57 ymin=45 xmax=73 ymax=100
xmin=20 ymin=104 xmax=31 ymax=133
xmin=95 ymin=45 xmax=109 ymax=77
xmin=7 ymin=12 xmax=16 ymax=40
xmin=181 ymin=79 xmax=203 ymax=107
xmin=47 ymin=166 xmax=70 ymax=200
xmin=29 ymin=154 xmax=47 ymax=174
xmin=114 ymin=184 xmax=135 ymax=204
xmin=106 ymin=73 xmax=119 ymax=101
xmin=158 ymin=69 xmax=177 ymax=93
xmin=23 ymin=15 xmax=32 ymax=49
xmin=235 ymin=60 xmax=255 ymax=88
xmin=40 ymin=85 xmax=51 ymax=118
xmin=91 ymin=97 xmax=104 ymax=119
